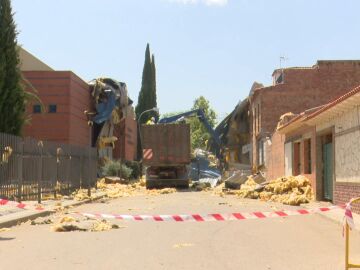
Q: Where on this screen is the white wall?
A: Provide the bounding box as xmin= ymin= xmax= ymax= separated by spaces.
xmin=284 ymin=142 xmax=292 ymax=176
xmin=317 ymin=106 xmax=360 ymax=183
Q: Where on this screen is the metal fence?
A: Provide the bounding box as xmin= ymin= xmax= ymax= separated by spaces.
xmin=0 ymin=132 xmax=98 ymax=202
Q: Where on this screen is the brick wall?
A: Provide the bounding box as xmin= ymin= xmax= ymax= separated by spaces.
xmin=266 ymin=126 xmax=318 ymax=190
xmin=23 ymin=71 xmax=91 ymax=147
xmin=251 ymin=61 xmax=360 ymax=168
xmin=265 ymin=131 xmax=285 ymax=180
xmin=334 ymin=182 xmax=360 ymax=214
xmin=113 ymin=117 xmax=137 ymax=161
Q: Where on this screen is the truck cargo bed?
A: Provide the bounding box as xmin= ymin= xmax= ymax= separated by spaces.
xmin=141 ymin=123 xmax=191 ymax=165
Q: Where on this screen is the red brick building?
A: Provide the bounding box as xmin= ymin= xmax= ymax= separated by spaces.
xmin=250 ymin=60 xmax=360 ymax=173
xmin=20 ymin=48 xmax=138 ymax=161
xmin=23 ymin=71 xmax=92 ymax=147
xmin=113 ymin=116 xmax=138 ymax=161
xmin=274 ymin=85 xmax=360 ymax=211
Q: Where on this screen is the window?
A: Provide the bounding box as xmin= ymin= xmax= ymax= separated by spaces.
xmin=304 ymin=139 xmax=312 ymax=174
xmin=257 ymin=104 xmax=260 ymax=133
xmin=293 ymin=142 xmax=301 ymax=175
xmin=275 ymin=72 xmax=284 ymax=84
xmin=33 ymin=104 xmax=41 ymax=113
xmin=257 ymin=139 xmax=265 ymax=166
xmin=48 ymin=104 xmax=57 ymax=113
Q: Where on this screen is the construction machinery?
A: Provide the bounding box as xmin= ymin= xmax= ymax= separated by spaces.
xmin=158 ymin=109 xmax=222 ymax=158
xmin=141 ymin=123 xmax=191 ymax=189
xmin=140 ymin=109 xmax=222 ymax=189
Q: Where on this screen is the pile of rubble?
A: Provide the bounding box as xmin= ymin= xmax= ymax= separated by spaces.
xmin=235 ymin=175 xmax=314 ymax=206
xmin=51 ymin=216 xmax=122 ymax=232
xmin=96 ymin=178 xmax=176 ymax=198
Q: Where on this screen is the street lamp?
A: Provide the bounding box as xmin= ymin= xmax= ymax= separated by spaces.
xmin=138 ymin=107 xmax=159 ymax=124
xmin=137 ymin=107 xmax=159 ymax=161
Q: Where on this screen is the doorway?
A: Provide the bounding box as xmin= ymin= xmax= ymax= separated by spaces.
xmin=323 ymin=141 xmax=333 ymax=201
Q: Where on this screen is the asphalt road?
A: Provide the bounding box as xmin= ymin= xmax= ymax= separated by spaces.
xmin=0 ymin=191 xmax=359 ymax=270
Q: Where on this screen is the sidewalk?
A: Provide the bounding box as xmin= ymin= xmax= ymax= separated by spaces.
xmin=0 ymin=190 xmax=107 ymax=228
xmin=302 ymin=201 xmax=360 ymax=234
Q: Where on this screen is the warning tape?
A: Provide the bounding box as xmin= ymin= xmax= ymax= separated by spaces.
xmin=0 ymin=199 xmax=45 ymax=211
xmin=0 ymin=198 xmax=341 ymax=223
xmin=77 ymin=206 xmax=339 ymax=222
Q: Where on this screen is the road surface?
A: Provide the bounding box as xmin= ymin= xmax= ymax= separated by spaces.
xmin=0 ymin=191 xmax=359 ymax=270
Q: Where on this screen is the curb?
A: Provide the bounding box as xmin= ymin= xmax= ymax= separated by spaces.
xmin=0 ymin=192 xmax=107 ymax=229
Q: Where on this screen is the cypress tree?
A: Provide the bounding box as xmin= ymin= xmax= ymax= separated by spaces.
xmin=135 ymin=44 xmax=152 ymax=124
xmin=0 ymin=0 xmax=25 ymax=135
xmin=135 ymin=43 xmax=158 ymax=124
xmin=150 ymin=54 xmax=157 ymax=121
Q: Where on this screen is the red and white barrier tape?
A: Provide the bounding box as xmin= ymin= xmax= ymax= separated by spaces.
xmin=0 ymin=199 xmax=45 ymax=211
xmin=78 ymin=206 xmax=339 ymax=222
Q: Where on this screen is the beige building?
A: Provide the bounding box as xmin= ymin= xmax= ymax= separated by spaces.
xmin=276 ymin=84 xmax=360 ymax=212
xmin=18 ymin=47 xmax=53 ymax=71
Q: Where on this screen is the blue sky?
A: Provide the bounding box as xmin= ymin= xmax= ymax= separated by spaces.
xmin=12 ymin=0 xmax=360 ymax=121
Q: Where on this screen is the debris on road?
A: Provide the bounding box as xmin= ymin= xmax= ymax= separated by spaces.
xmin=224 ymin=172 xmax=248 ymax=189
xmin=31 ymin=217 xmax=53 ymax=225
xmin=97 ymin=178 xmax=177 ymax=198
xmin=59 ymin=216 xmax=78 ymax=223
xmin=190 ymin=149 xmax=221 ymax=181
xmin=199 ymin=177 xmax=220 ymax=188
xmin=236 ymin=175 xmax=314 ymax=206
xmin=72 ymin=189 xmax=92 ymax=201
xmin=52 ymin=223 xmax=87 ymax=232
xmin=91 ymin=220 xmax=124 ymax=232
xmin=104 ymin=176 xmax=128 ymax=185
xmin=173 ymin=243 xmax=194 ymax=248
xmin=192 ymin=181 xmax=211 ymax=191
xmin=51 ymin=214 xmax=123 ymax=233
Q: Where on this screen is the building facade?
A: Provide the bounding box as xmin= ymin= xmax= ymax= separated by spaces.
xmin=23 ymin=71 xmax=92 ymax=147
xmin=275 ymin=85 xmax=360 ymax=212
xmin=249 ymin=60 xmax=360 ymax=172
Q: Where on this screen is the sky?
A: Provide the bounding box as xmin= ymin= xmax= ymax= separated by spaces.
xmin=12 ymin=0 xmax=360 ymax=122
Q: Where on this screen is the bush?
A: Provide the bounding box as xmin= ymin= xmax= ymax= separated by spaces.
xmin=124 ymin=160 xmax=141 ymax=179
xmin=101 ymin=160 xmax=132 ymax=179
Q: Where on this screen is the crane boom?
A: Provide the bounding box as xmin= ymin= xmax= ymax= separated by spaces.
xmin=158 ymin=109 xmax=222 ymax=155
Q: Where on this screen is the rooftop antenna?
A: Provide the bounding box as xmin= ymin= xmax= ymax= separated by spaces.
xmin=279 ymin=56 xmax=289 ymax=69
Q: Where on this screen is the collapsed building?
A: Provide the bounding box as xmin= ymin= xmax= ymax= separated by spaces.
xmin=87 ymin=78 xmax=137 ymax=162
xmin=210 ymin=96 xmax=252 ymax=172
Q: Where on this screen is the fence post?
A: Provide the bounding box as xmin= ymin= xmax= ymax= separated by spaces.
xmin=87 ymin=147 xmax=91 ymax=197
xmin=55 ymin=148 xmax=60 ymax=199
xmin=38 ymin=141 xmax=43 ymax=204
xmin=17 ymin=141 xmax=24 ymax=203
xmin=79 ymin=152 xmax=83 ymax=189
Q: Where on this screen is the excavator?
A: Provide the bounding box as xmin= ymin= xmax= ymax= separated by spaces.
xmin=141 ymin=108 xmax=223 ymax=188
xmin=158 ymin=109 xmax=223 ymax=159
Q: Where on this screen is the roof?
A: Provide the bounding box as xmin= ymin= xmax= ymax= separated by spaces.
xmin=272 ymin=66 xmax=315 ymax=76
xmin=277 ymin=105 xmax=324 ymax=134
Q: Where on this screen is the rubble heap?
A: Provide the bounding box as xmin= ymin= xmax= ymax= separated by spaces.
xmin=96 ymin=178 xmax=176 ymax=198
xmin=237 ymin=175 xmax=314 ymax=206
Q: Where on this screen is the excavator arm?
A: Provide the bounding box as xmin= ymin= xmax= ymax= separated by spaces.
xmin=158 ymin=109 xmax=222 ymax=157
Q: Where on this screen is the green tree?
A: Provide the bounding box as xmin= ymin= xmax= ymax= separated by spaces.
xmin=188 ymin=96 xmax=217 ymax=150
xmin=150 ymin=54 xmax=157 ymax=120
xmin=135 ymin=43 xmax=157 ymax=124
xmin=0 ymin=0 xmax=26 ymax=135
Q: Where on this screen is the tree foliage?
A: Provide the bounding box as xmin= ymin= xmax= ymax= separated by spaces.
xmin=135 ymin=43 xmax=158 ymax=124
xmin=188 ymin=96 xmax=217 ymax=150
xmin=160 ymin=97 xmax=217 ymax=150
xmin=0 ymin=0 xmax=26 ymax=135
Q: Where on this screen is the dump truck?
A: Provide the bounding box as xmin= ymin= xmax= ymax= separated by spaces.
xmin=141 ymin=123 xmax=191 ymax=189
